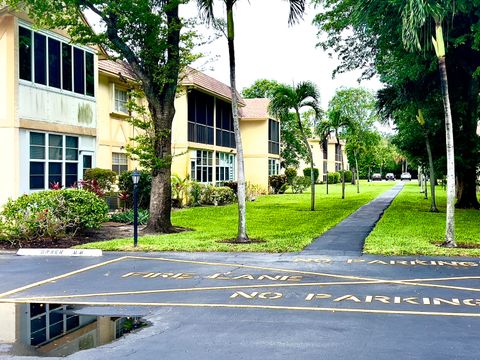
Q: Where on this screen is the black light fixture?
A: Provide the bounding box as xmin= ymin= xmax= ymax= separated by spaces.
xmin=132 ymin=169 xmax=140 ymax=247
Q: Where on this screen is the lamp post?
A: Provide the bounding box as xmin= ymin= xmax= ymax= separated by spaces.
xmin=132 ymin=169 xmax=140 ymax=247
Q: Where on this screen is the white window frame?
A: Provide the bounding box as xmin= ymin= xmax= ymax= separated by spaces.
xmin=216 ymin=152 xmax=236 ymax=184
xmin=191 ymin=150 xmax=213 ymax=183
xmin=268 ymin=158 xmax=280 ymax=176
xmin=112 ymin=152 xmax=128 ymax=174
xmin=114 ymin=85 xmax=129 ymax=114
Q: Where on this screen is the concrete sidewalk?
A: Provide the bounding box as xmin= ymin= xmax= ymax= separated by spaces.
xmin=304 ymin=183 xmax=404 ymax=255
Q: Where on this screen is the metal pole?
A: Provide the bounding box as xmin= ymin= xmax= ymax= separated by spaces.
xmin=133 ymin=183 xmax=138 ymax=247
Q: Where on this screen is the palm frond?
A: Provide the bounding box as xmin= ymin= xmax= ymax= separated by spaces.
xmin=286 ymin=0 xmax=306 ymax=25
xmin=197 ymin=0 xmax=215 ymax=24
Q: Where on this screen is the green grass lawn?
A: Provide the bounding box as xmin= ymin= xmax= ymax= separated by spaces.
xmin=80 ymin=181 xmax=395 ymax=252
xmin=364 ymin=183 xmax=480 ymax=257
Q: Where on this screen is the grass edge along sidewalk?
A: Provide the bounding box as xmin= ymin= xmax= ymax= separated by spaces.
xmin=364 ymin=183 xmax=480 ymax=257
xmin=79 ymin=182 xmax=396 ymax=253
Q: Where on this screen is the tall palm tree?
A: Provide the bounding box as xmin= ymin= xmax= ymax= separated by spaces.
xmin=269 ymin=82 xmax=322 ymax=211
xmin=197 ymin=0 xmax=306 ymax=242
xmin=401 ymin=0 xmax=456 ymax=247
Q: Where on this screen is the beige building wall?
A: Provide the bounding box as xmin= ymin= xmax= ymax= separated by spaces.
xmin=171 ymin=92 xmax=190 ymax=178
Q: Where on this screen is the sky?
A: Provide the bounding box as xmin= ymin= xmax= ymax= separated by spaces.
xmin=180 ymin=1 xmax=383 ymax=109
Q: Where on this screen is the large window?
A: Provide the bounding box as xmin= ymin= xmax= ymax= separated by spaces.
xmin=30 ymin=303 xmax=80 ymax=346
xmin=191 ymin=150 xmax=213 ymax=183
xmin=112 ymin=153 xmax=128 ymax=175
xmin=335 ymin=143 xmax=342 ymax=162
xmin=268 ymin=158 xmax=280 ymax=176
xmin=18 ymin=26 xmax=95 ymax=97
xmin=268 ymin=119 xmax=280 ymax=155
xmin=188 ymin=90 xmax=214 ymax=145
xmin=114 ymin=88 xmax=128 ymax=113
xmin=29 ymin=132 xmax=79 ymax=189
xmin=215 ymin=99 xmax=235 ymax=148
xmin=216 ymin=152 xmax=235 ymax=184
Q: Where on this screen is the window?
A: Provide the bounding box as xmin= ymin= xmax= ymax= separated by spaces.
xmin=18 ymin=26 xmax=94 ymax=97
xmin=335 ymin=143 xmax=342 ymax=162
xmin=191 ymin=150 xmax=213 ymax=183
xmin=115 ymin=88 xmax=128 ymax=113
xmin=83 ymin=155 xmax=92 ymax=176
xmin=62 ymin=43 xmax=72 ymax=91
xmin=30 ymin=303 xmax=80 ymax=346
xmin=112 ymin=153 xmax=128 ymax=175
xmin=29 ymin=132 xmax=79 ymax=189
xmin=34 ymin=33 xmax=47 ymax=85
xmin=216 ymin=152 xmax=235 ymax=184
xmin=268 ymin=119 xmax=280 ymax=155
xmin=215 ymin=100 xmax=235 ymax=148
xmin=19 ymin=26 xmax=32 ymax=81
xmin=188 ymin=90 xmax=214 ymax=145
xmin=48 ymin=38 xmax=61 ymax=89
xmin=73 ymin=47 xmax=85 ymax=95
xmin=268 ymin=158 xmax=280 ymax=176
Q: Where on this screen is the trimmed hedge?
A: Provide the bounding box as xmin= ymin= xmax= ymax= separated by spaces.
xmin=327 ymin=172 xmax=341 ymax=184
xmin=269 ymin=175 xmax=288 ymax=194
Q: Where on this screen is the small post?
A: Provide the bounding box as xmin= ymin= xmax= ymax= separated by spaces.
xmin=132 ymin=169 xmax=140 ymax=247
xmin=326 ymin=171 xmax=329 ymax=195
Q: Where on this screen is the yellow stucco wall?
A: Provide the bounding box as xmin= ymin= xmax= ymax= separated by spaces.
xmin=96 ymin=73 xmax=136 ymax=171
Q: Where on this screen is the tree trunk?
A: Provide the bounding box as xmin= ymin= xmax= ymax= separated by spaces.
xmin=424 ymin=169 xmax=428 ymax=199
xmin=368 ymin=166 xmax=371 ymax=182
xmin=351 ymin=167 xmax=356 ymax=185
xmin=143 ymin=5 xmax=181 ymax=234
xmin=456 ymin=169 xmax=480 ymax=209
xmin=355 ymin=153 xmax=360 ymax=194
xmin=297 ymin=110 xmax=315 ymax=210
xmin=425 ymin=132 xmax=438 ymax=212
xmin=337 ymin=133 xmax=345 ymax=200
xmin=438 ymin=53 xmax=456 ymax=247
xmin=227 ymin=3 xmax=249 ymax=242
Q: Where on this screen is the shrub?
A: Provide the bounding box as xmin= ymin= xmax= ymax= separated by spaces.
xmin=171 ymin=174 xmax=190 ymax=208
xmin=110 ymin=209 xmax=150 ymax=225
xmin=118 ymin=170 xmax=152 ymax=209
xmin=223 ymin=181 xmax=238 ymax=194
xmin=246 ymin=183 xmax=267 ymax=201
xmin=303 ymin=168 xmax=319 ymax=183
xmin=83 ymin=168 xmax=117 ymax=193
xmin=285 ymin=167 xmax=297 ymax=185
xmin=201 ymin=186 xmax=236 ymax=206
xmin=269 ymin=175 xmax=287 ymax=194
xmin=0 ymin=189 xmax=108 ymax=243
xmin=291 ymin=176 xmax=310 ymax=194
xmin=339 ymin=170 xmax=353 ymax=183
xmin=327 ymin=172 xmax=341 ymax=184
xmin=189 ymin=182 xmax=203 ymax=206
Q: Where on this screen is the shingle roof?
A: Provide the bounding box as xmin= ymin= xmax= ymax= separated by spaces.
xmin=98 ymin=59 xmax=136 ymax=81
xmin=181 ymin=67 xmax=245 ymax=106
xmin=240 ymin=98 xmax=272 ymax=120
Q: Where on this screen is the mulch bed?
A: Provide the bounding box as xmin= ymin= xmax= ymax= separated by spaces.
xmin=0 ymin=222 xmax=136 ymax=250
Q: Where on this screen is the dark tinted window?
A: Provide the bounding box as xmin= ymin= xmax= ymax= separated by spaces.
xmin=30 ymin=162 xmax=45 ymax=189
xmin=73 ymin=48 xmax=84 ymax=94
xmin=85 ymin=52 xmax=94 ymax=96
xmin=19 ymin=27 xmax=32 ymax=81
xmin=62 ymin=44 xmax=72 ymax=91
xmin=48 ymin=38 xmax=61 ymax=89
xmin=34 ymin=33 xmax=47 ymax=85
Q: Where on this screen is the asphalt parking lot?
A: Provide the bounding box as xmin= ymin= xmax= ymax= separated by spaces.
xmin=1 ymin=252 xmax=479 ymax=359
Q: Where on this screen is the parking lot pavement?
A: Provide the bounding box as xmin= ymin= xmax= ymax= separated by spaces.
xmin=1 ymin=252 xmax=479 ymax=359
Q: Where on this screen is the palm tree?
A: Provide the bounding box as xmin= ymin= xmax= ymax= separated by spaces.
xmin=269 ymin=82 xmax=322 ymax=211
xmin=196 ymin=0 xmax=306 ymax=242
xmin=401 ymin=0 xmax=456 ymax=247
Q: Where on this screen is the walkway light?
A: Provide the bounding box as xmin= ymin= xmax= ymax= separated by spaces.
xmin=132 ymin=169 xmax=140 ymax=247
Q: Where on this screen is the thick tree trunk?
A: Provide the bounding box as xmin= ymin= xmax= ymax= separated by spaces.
xmin=438 ymin=55 xmax=456 ymax=247
xmin=425 ymin=132 xmax=438 ymax=212
xmin=456 ymin=168 xmax=480 ymax=209
xmin=227 ymin=3 xmax=249 ymax=242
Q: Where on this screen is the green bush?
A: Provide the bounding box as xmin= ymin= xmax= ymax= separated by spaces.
xmin=171 ymin=174 xmax=190 ymax=208
xmin=202 ymin=186 xmax=236 ymax=206
xmin=83 ymin=168 xmax=117 ymax=193
xmin=118 ymin=170 xmax=152 ymax=209
xmin=269 ymin=175 xmax=288 ymax=194
xmin=0 ymin=189 xmax=108 ymax=243
xmin=327 ymin=172 xmax=341 ymax=184
xmin=291 ymin=176 xmax=310 ymax=194
xmin=339 ymin=170 xmax=353 ymax=183
xmin=189 ymin=182 xmax=203 ymax=206
xmin=303 ymin=168 xmax=319 ymax=183
xmin=285 ymin=167 xmax=297 ymax=185
xmin=110 ymin=209 xmax=150 ymax=225
xmin=223 ymin=181 xmax=238 ymax=194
